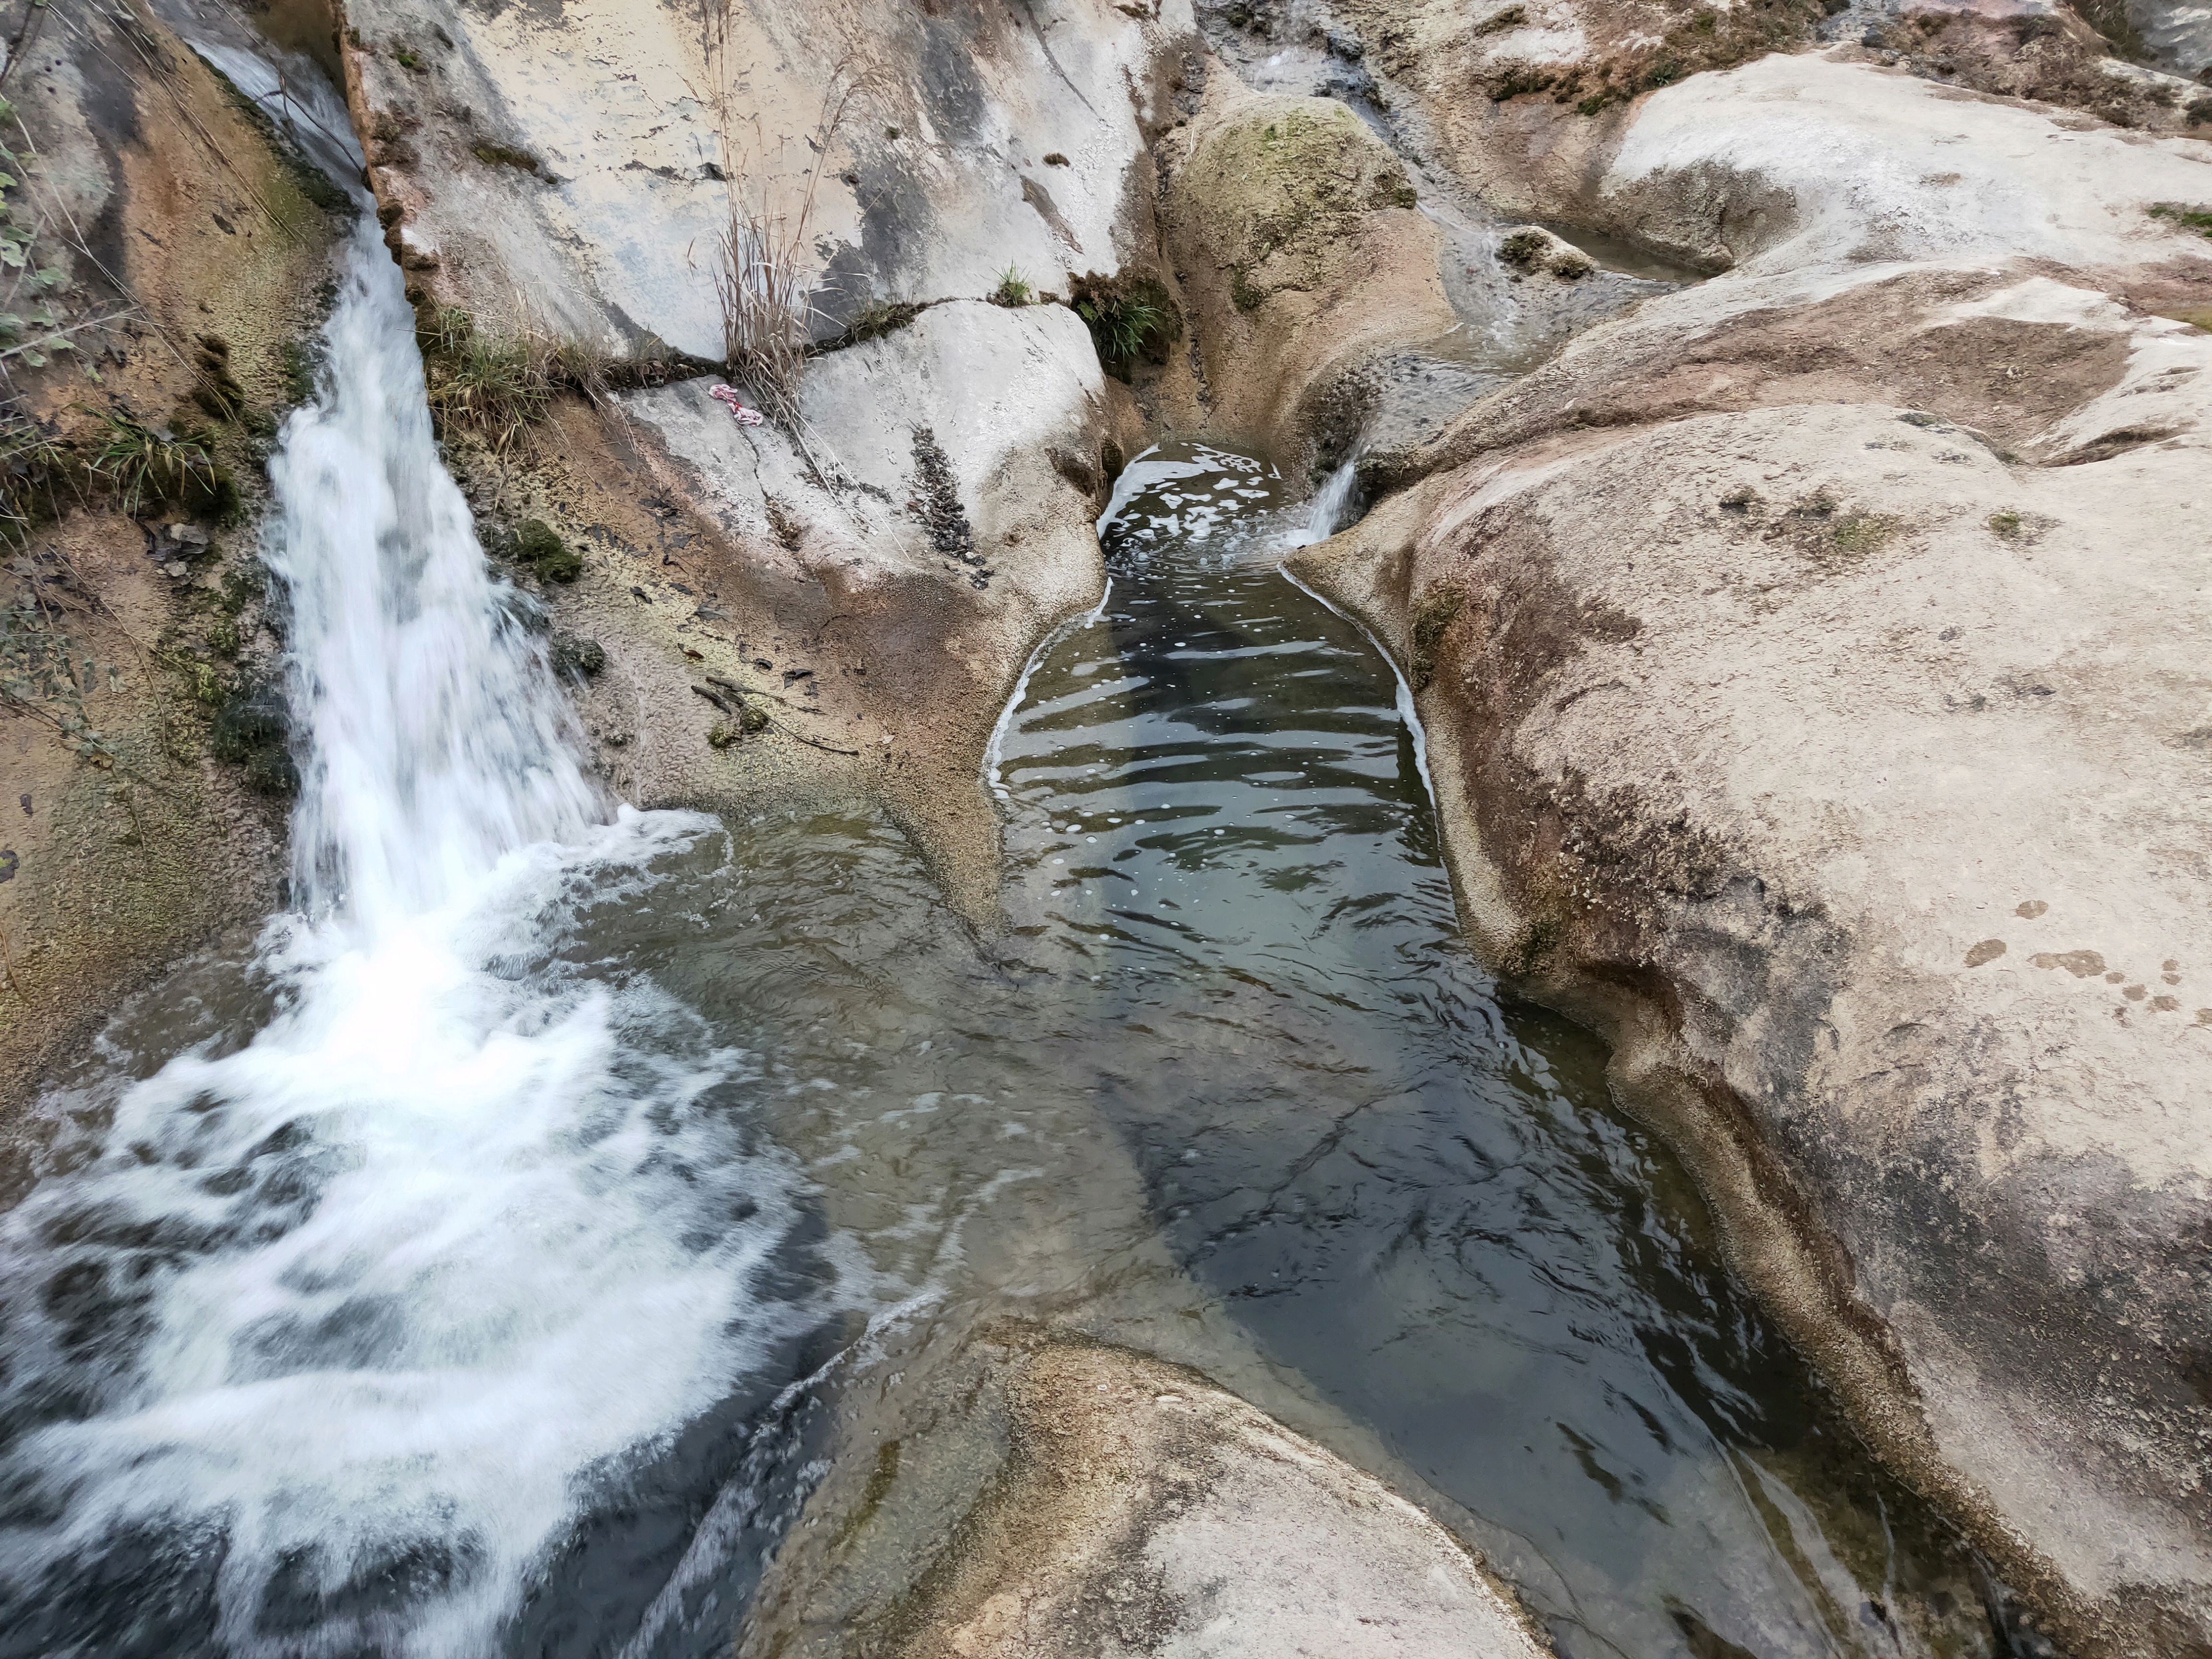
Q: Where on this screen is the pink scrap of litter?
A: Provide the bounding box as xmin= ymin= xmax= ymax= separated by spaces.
xmin=709 ymin=384 xmax=764 ymax=426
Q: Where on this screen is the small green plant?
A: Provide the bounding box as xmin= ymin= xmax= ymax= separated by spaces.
xmin=0 ymin=600 xmax=115 ymax=764
xmin=551 ymin=634 xmax=604 ymax=678
xmin=471 ymin=142 xmax=543 ymax=176
xmin=834 ymin=300 xmax=922 ymax=348
xmin=1497 ymin=228 xmax=1551 ymax=269
xmin=393 ymin=45 xmax=425 ymax=72
xmin=206 ymin=616 xmax=240 ymax=658
xmin=0 ymin=413 xmax=75 ymax=541
xmin=992 ymin=265 xmax=1033 ymax=307
xmin=2149 ymin=203 xmax=2212 ymax=240
xmin=279 ymin=339 xmax=319 ymax=406
xmin=1071 ymin=280 xmax=1177 ymax=372
xmin=88 ymin=411 xmax=220 ymax=517
xmin=1830 ymin=511 xmax=1897 ymax=556
xmin=1987 ymin=510 xmax=2023 ymax=538
xmin=220 ymin=564 xmax=266 ymax=616
xmin=0 ymin=97 xmax=76 ymax=372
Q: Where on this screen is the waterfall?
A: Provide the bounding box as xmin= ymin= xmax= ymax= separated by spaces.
xmin=0 ymin=68 xmax=809 ymax=1659
xmin=1289 ymin=459 xmax=1360 ymax=549
xmin=276 ymin=219 xmax=602 ymax=926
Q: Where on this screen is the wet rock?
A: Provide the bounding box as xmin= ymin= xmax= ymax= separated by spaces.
xmin=513 ymin=518 xmax=581 ymax=583
xmin=549 ymin=634 xmax=604 ymax=680
xmin=2131 ymin=0 xmax=2212 ymax=78
xmin=1495 ymin=225 xmax=1593 ymax=279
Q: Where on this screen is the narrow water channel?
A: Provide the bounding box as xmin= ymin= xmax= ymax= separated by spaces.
xmin=0 ymin=108 xmax=2024 ymax=1657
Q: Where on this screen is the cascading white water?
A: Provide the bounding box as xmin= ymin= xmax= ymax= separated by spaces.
xmin=0 ymin=72 xmax=813 ymax=1659
xmin=271 ymin=218 xmax=602 ymax=926
xmin=1291 ymin=458 xmax=1361 ymax=549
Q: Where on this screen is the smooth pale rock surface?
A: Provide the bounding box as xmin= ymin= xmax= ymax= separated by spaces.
xmin=1208 ymin=0 xmax=2211 ymax=250
xmin=887 ymin=1340 xmax=1551 ymax=1659
xmin=1595 ymin=49 xmax=2212 ymax=274
xmin=336 ymin=0 xmax=1196 ymax=352
xmin=496 ymin=301 xmax=1117 ymax=915
xmin=1294 ymin=42 xmax=2212 ymax=1659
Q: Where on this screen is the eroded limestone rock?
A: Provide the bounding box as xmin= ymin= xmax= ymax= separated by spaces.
xmin=533 ymin=300 xmax=1119 ymax=910
xmin=1151 ymin=85 xmax=1455 ymax=457
xmin=0 ymin=2 xmax=345 ymax=1115
xmin=766 ymin=1335 xmax=1552 ymax=1659
xmin=1295 ymin=45 xmax=2212 ymax=1659
xmin=336 ymin=0 xmax=1198 ymax=353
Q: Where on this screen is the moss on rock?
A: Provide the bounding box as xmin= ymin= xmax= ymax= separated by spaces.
xmin=1175 ymin=102 xmax=1421 ymax=315
xmin=515 ymin=517 xmax=582 ymax=582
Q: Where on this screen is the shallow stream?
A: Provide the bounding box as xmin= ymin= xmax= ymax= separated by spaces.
xmin=0 ymin=58 xmax=2030 ymax=1658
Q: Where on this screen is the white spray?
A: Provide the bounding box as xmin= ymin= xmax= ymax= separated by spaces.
xmin=0 ymin=70 xmax=809 ymax=1659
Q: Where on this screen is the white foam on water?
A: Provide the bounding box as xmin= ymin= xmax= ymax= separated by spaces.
xmin=0 ymin=81 xmax=816 ymax=1656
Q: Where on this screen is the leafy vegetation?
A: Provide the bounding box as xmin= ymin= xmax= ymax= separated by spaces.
xmin=471 ymin=141 xmax=544 ymax=176
xmin=992 ymin=265 xmax=1033 ymax=307
xmin=0 ymin=96 xmax=78 ymax=372
xmin=2150 ymin=203 xmax=2212 ymax=240
xmin=0 ymin=412 xmax=75 ymax=542
xmin=514 ymin=517 xmax=581 ymax=582
xmin=0 ymin=598 xmax=116 ymax=765
xmin=551 ymin=633 xmax=605 ymax=679
xmin=831 ymin=300 xmax=922 ymax=349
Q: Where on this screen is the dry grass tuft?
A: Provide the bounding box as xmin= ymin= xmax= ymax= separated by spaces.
xmin=693 ymin=1 xmax=861 ymax=421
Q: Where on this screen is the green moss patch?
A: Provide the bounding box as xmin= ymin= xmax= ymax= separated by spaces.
xmin=515 ymin=517 xmax=582 ymax=583
xmin=1408 ymin=588 xmax=1465 ymax=692
xmin=2150 ymin=203 xmax=2212 ymax=240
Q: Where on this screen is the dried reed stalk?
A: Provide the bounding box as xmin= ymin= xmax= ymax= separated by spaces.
xmin=693 ymin=0 xmax=858 ymax=422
